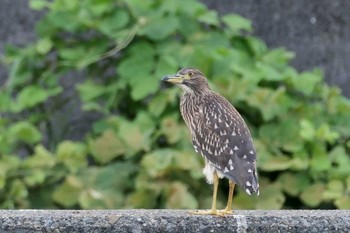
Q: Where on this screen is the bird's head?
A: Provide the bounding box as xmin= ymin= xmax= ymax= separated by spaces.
xmin=161 ymin=68 xmax=211 ymax=94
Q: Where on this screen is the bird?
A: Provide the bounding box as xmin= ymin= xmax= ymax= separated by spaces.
xmin=161 ymin=68 xmax=259 ymax=215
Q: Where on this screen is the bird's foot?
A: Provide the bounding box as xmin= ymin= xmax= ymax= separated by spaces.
xmin=189 ymin=209 xmax=226 ymax=216
xmin=218 ymin=208 xmax=234 ymax=215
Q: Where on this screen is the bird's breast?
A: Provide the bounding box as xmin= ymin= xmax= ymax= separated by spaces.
xmin=180 ymin=95 xmax=204 ymax=131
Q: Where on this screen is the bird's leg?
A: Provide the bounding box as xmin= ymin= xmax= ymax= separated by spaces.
xmin=210 ymin=171 xmax=219 ymax=214
xmin=189 ymin=171 xmax=223 ymax=216
xmin=219 ymin=180 xmax=235 ymax=214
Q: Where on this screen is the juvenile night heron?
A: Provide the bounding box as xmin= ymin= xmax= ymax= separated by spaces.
xmin=161 ymin=68 xmax=259 ymax=215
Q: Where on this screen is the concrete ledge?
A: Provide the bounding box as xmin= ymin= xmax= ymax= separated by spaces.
xmin=0 ymin=210 xmax=350 ymax=233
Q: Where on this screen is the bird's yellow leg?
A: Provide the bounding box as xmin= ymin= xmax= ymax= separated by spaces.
xmin=219 ymin=180 xmax=235 ymax=214
xmin=189 ymin=171 xmax=224 ymax=216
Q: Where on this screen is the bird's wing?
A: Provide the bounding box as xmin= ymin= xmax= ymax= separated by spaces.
xmin=192 ymin=93 xmax=259 ymax=195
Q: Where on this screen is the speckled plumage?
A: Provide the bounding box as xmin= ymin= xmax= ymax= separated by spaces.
xmin=176 ymin=68 xmax=259 ymax=196
xmin=162 ymin=68 xmax=259 ymax=207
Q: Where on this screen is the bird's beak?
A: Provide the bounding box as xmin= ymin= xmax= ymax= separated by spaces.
xmin=161 ymin=73 xmax=189 ymax=84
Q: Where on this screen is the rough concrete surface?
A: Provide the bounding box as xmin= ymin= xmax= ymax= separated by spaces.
xmin=0 ymin=210 xmax=349 ymax=233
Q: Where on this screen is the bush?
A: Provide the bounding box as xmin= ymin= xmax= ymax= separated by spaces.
xmin=1 ymin=0 xmax=350 ymax=209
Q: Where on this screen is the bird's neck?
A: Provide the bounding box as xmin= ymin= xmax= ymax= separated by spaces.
xmin=181 ymin=86 xmax=211 ymax=97
xmin=181 ymin=90 xmax=211 ymax=107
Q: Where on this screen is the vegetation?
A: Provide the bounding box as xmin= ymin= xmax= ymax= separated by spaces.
xmin=1 ymin=0 xmax=350 ymax=210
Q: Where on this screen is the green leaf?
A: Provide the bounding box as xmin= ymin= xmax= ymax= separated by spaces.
xmin=179 ymin=45 xmax=213 ymax=74
xmin=329 ymin=146 xmax=350 ymax=178
xmin=89 ymin=130 xmax=126 ymax=164
xmin=165 ymin=182 xmax=198 ymax=209
xmin=335 ymin=195 xmax=350 ymax=209
xmin=322 ymin=180 xmax=344 ymax=201
xmin=153 ymin=56 xmax=178 ymax=79
xmin=93 ymin=162 xmax=137 ymax=190
xmin=255 ymin=139 xmax=273 ymax=166
xmin=9 ymin=121 xmax=42 ymax=144
xmin=29 ymin=0 xmax=47 ymax=10
xmin=0 ymin=155 xmax=21 ymax=189
xmin=255 ymin=62 xmax=283 ymax=81
xmin=86 ymin=0 xmax=113 ymax=16
xmin=198 ymin=10 xmax=219 ymax=26
xmin=256 ymin=182 xmax=285 ymax=209
xmin=77 ymin=162 xmax=136 ymax=208
xmin=259 ymin=156 xmax=294 ymax=172
xmin=290 ymin=151 xmax=309 ymax=170
xmin=161 ymin=116 xmax=185 ymax=144
xmin=118 ymin=121 xmax=151 ymax=154
xmin=259 ymin=117 xmax=303 ymax=153
xmin=232 ymin=190 xmax=256 ymax=210
xmin=133 ymin=111 xmax=155 ymax=133
xmin=310 ymin=144 xmax=331 ymax=172
xmin=299 ymin=119 xmax=315 ymax=141
xmin=141 ymin=149 xmax=177 ymax=178
xmin=138 ymin=15 xmax=179 ymax=41
xmin=247 ymin=87 xmax=291 ymax=121
xmin=10 ymin=180 xmax=28 ymax=200
xmin=278 ymin=172 xmax=310 ymax=196
xmin=177 ymin=14 xmax=200 ymax=37
xmin=300 ymin=183 xmax=325 ymax=207
xmin=127 ymin=189 xmax=157 ymax=208
xmin=51 ymin=0 xmax=78 ymax=11
xmin=24 ymin=170 xmax=46 ymax=187
xmin=57 ymin=141 xmax=87 ymax=173
xmin=291 ymin=70 xmax=323 ymax=95
xmin=315 ymin=124 xmax=339 ymax=143
xmin=176 ymin=0 xmax=207 ymax=16
xmin=14 ymin=85 xmax=62 ymax=112
xmin=78 ymin=189 xmax=103 ymax=209
xmin=59 ymin=46 xmax=85 ymax=61
xmin=61 ymin=42 xmax=108 ymax=68
xmin=98 ymin=10 xmax=129 ymax=38
xmin=53 ymin=175 xmax=83 ymax=208
xmin=222 ymin=14 xmax=252 ymax=34
xmin=130 ymin=75 xmax=159 ymax=101
xmin=149 ymin=88 xmax=179 ymax=115
xmin=346 ymin=176 xmax=350 ymax=192
xmin=246 ymin=36 xmax=268 ymax=56
xmin=117 ymin=42 xmax=157 ymax=100
xmin=0 ymin=91 xmax=12 ymax=112
xmin=174 ymin=150 xmax=203 ymax=179
xmin=261 ymin=48 xmax=295 ymax=66
xmin=23 ymin=145 xmax=56 ymax=168
xmin=76 ymin=81 xmax=115 ymax=112
xmin=36 ymin=37 xmax=53 ymax=54
xmin=76 ymin=81 xmax=107 ymax=101
xmin=92 ymin=116 xmax=119 ymax=134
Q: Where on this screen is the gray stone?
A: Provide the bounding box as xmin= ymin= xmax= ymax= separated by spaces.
xmin=0 ymin=210 xmax=349 ymax=233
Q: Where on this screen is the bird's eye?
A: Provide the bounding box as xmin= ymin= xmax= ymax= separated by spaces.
xmin=188 ymin=71 xmax=194 ymax=77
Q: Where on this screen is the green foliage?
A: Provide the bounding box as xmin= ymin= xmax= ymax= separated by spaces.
xmin=1 ymin=0 xmax=350 ymax=210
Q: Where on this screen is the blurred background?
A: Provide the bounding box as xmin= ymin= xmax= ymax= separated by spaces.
xmin=0 ymin=0 xmax=349 ymax=210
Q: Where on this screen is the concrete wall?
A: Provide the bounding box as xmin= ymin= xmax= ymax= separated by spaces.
xmin=1 ymin=0 xmax=349 ymax=95
xmin=1 ymin=210 xmax=350 ymax=232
